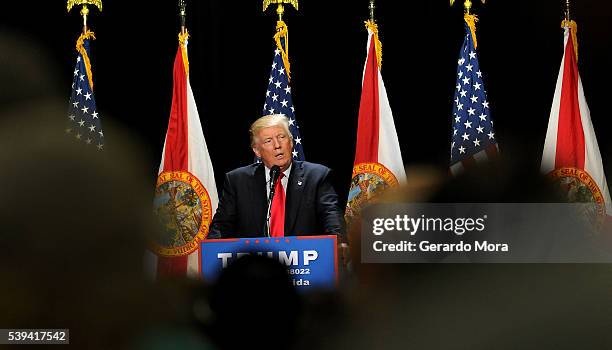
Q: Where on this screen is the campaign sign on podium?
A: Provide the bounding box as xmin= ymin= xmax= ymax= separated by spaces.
xmin=201 ymin=235 xmax=338 ymax=291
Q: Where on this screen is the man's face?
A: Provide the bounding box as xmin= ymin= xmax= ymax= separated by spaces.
xmin=252 ymin=126 xmax=293 ymax=171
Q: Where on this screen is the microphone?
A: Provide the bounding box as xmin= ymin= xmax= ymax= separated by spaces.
xmin=265 ymin=165 xmax=281 ymax=237
xmin=270 ymin=165 xmax=281 ymax=190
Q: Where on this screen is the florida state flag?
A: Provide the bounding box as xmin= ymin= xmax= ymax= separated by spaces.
xmin=147 ymin=32 xmax=219 ymax=278
xmin=345 ymin=21 xmax=406 ymax=226
xmin=541 ymin=21 xmax=612 ymax=224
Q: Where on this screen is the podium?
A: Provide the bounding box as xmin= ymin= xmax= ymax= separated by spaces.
xmin=201 ymin=235 xmax=338 ymax=291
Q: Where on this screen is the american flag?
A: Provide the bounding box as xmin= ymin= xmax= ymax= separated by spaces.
xmin=262 ymin=36 xmax=304 ymax=160
xmin=450 ymin=23 xmax=498 ymax=175
xmin=65 ymin=34 xmax=104 ymax=150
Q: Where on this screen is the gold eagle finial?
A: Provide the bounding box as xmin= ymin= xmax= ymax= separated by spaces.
xmin=67 ymin=0 xmax=102 ymax=32
xmin=263 ymin=0 xmax=298 ymax=12
xmin=67 ymin=0 xmax=102 ymax=12
xmin=263 ymin=0 xmax=299 ymax=21
xmin=450 ymin=0 xmax=485 ymax=14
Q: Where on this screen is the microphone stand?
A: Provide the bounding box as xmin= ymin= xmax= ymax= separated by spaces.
xmin=264 ymin=166 xmax=280 ymax=237
xmin=265 ymin=179 xmax=276 ymax=237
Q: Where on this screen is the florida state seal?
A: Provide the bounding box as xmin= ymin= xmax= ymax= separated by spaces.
xmin=152 ymin=171 xmax=213 ymax=257
xmin=548 ymin=167 xmax=606 ymax=229
xmin=345 ymin=162 xmax=399 ymax=225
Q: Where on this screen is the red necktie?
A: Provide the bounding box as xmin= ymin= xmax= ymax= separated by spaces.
xmin=270 ymin=173 xmax=285 ymax=237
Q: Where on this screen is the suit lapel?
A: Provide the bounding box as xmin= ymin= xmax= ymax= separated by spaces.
xmin=285 ymin=161 xmax=305 ymax=235
xmin=250 ymin=164 xmax=267 ymax=235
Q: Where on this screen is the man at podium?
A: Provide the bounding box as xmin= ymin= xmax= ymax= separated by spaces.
xmin=209 ymin=114 xmax=345 ymax=238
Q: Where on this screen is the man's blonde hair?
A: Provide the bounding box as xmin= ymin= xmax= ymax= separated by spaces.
xmin=249 ymin=114 xmax=293 ymax=147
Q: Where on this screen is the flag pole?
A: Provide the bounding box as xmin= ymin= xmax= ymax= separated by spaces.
xmin=562 ymin=0 xmax=578 ymax=61
xmin=263 ymin=0 xmax=299 ymax=22
xmin=451 ymin=0 xmax=486 ymax=48
xmin=263 ymin=0 xmax=299 ymax=81
xmin=179 ymin=0 xmax=187 ymax=35
xmin=369 ymin=0 xmax=376 ymax=22
xmin=67 ymin=0 xmax=102 ymax=34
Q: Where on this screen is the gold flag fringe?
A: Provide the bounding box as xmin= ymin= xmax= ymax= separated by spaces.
xmin=464 ymin=14 xmax=478 ymax=49
xmin=76 ymin=30 xmax=96 ymax=91
xmin=179 ymin=31 xmax=190 ymax=75
xmin=365 ymin=20 xmax=383 ymax=70
xmin=562 ymin=20 xmax=579 ymax=62
xmin=274 ymin=20 xmax=291 ymax=81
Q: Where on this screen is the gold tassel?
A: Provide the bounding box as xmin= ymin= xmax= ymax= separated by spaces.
xmin=562 ymin=20 xmax=579 ymax=62
xmin=365 ymin=20 xmax=383 ymax=70
xmin=179 ymin=30 xmax=190 ymax=75
xmin=274 ymin=20 xmax=291 ymax=81
xmin=464 ymin=14 xmax=479 ymax=49
xmin=75 ymin=30 xmax=96 ymax=91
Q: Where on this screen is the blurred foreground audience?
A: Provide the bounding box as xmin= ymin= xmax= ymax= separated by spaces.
xmin=206 ymin=255 xmax=300 ymax=349
xmin=333 ymin=162 xmax=612 ymax=350
xmin=0 ymin=32 xmax=213 ymax=349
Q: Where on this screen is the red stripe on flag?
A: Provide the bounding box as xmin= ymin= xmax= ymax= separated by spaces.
xmin=354 ymin=37 xmax=380 ymax=164
xmin=555 ymin=34 xmax=586 ymax=169
xmin=485 ymin=144 xmax=498 ymax=158
xmin=158 ymin=46 xmax=190 ymax=277
xmin=461 ymin=156 xmax=477 ymax=169
xmin=163 ymin=47 xmax=189 ymax=171
xmin=157 ymin=256 xmax=188 ymax=276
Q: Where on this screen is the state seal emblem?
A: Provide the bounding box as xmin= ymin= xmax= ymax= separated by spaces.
xmin=548 ymin=167 xmax=606 ymax=229
xmin=152 ymin=171 xmax=213 ymax=257
xmin=345 ymin=162 xmax=399 ymax=225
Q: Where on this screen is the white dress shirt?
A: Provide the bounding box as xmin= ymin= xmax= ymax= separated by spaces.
xmin=265 ymin=163 xmax=292 ymax=198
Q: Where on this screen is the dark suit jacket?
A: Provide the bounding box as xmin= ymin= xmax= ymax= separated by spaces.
xmin=209 ymin=161 xmax=345 ymax=238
